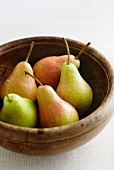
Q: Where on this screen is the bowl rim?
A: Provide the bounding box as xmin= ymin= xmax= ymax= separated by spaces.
xmin=0 ymin=36 xmax=114 ymax=142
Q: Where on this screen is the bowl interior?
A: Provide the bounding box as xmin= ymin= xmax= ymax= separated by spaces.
xmin=0 ymin=37 xmax=109 ymax=119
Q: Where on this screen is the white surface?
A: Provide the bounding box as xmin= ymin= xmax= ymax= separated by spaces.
xmin=0 ymin=0 xmax=114 ymax=170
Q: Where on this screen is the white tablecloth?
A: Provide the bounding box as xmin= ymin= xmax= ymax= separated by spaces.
xmin=0 ymin=1 xmax=114 ymax=170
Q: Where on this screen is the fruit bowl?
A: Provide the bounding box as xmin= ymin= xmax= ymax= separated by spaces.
xmin=0 ymin=36 xmax=114 ymax=156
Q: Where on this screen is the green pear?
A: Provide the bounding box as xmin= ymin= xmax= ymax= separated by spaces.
xmin=56 ymin=39 xmax=93 ymax=115
xmin=33 ymin=39 xmax=90 ymax=89
xmin=0 ymin=81 xmax=38 ymax=127
xmin=25 ymin=71 xmax=79 ymax=128
xmin=0 ymin=42 xmax=37 ymax=102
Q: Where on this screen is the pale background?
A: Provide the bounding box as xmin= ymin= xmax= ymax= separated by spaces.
xmin=0 ymin=0 xmax=114 ymax=170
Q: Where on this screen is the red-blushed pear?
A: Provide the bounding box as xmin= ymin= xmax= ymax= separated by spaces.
xmin=33 ymin=39 xmax=90 ymax=89
xmin=56 ymin=39 xmax=93 ymax=117
xmin=0 ymin=42 xmax=37 ymax=103
xmin=25 ymin=71 xmax=79 ymax=128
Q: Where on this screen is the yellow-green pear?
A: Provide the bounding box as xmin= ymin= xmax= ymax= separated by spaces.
xmin=0 ymin=81 xmax=38 ymax=127
xmin=33 ymin=39 xmax=90 ymax=89
xmin=25 ymin=71 xmax=79 ymax=128
xmin=33 ymin=54 xmax=80 ymax=89
xmin=56 ymin=39 xmax=93 ymax=115
xmin=0 ymin=42 xmax=37 ymax=102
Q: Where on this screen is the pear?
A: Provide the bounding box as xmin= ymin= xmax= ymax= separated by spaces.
xmin=0 ymin=80 xmax=38 ymax=127
xmin=0 ymin=42 xmax=37 ymax=102
xmin=25 ymin=71 xmax=79 ymax=128
xmin=33 ymin=39 xmax=90 ymax=89
xmin=56 ymin=39 xmax=93 ymax=116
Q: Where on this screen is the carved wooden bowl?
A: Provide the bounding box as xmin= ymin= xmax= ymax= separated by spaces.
xmin=0 ymin=36 xmax=114 ymax=156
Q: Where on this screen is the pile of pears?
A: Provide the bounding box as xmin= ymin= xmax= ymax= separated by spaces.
xmin=0 ymin=39 xmax=93 ymax=128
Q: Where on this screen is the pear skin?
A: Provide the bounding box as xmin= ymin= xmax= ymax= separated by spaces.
xmin=36 ymin=85 xmax=79 ymax=128
xmin=0 ymin=42 xmax=37 ymax=102
xmin=0 ymin=62 xmax=37 ymax=102
xmin=33 ymin=40 xmax=90 ymax=89
xmin=33 ymin=55 xmax=80 ymax=89
xmin=56 ymin=62 xmax=93 ymax=115
xmin=0 ymin=93 xmax=38 ymax=127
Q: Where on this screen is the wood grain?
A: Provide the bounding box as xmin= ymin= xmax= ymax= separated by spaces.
xmin=0 ymin=36 xmax=114 ymax=156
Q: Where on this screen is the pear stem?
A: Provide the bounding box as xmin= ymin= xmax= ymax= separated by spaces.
xmin=75 ymin=42 xmax=91 ymax=60
xmin=64 ymin=38 xmax=70 ymax=65
xmin=25 ymin=41 xmax=34 ymax=63
xmin=24 ymin=71 xmax=43 ymax=86
xmin=6 ymin=80 xmax=12 ymax=102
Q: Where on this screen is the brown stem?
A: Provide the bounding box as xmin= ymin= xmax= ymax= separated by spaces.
xmin=25 ymin=41 xmax=34 ymax=62
xmin=24 ymin=71 xmax=43 ymax=86
xmin=75 ymin=42 xmax=91 ymax=60
xmin=63 ymin=38 xmax=70 ymax=65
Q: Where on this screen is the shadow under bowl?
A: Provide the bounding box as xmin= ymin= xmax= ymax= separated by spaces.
xmin=0 ymin=36 xmax=114 ymax=156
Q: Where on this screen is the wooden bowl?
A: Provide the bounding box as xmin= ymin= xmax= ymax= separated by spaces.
xmin=0 ymin=36 xmax=114 ymax=156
